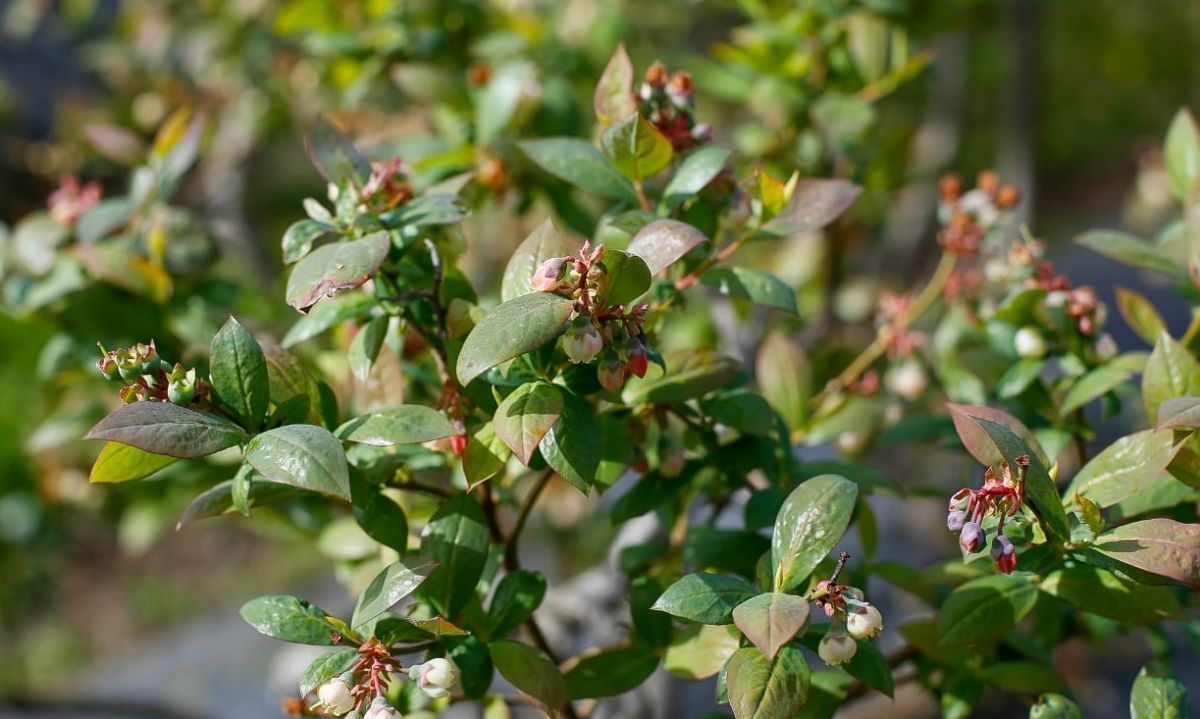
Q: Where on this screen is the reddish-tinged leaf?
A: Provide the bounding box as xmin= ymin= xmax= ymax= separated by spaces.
xmin=285 ymin=233 xmax=391 ymax=312
xmin=1096 ymin=518 xmax=1200 ymax=588
xmin=627 ymin=219 xmax=708 ymax=275
xmin=761 ymin=179 xmax=862 ymax=237
xmin=947 ymin=403 xmax=1048 ymax=467
xmin=593 ymin=43 xmax=636 ymax=126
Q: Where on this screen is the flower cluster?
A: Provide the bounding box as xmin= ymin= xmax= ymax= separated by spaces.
xmin=360 ymin=156 xmax=414 ymax=211
xmin=308 ymin=640 xmax=458 ymax=718
xmin=946 ymin=456 xmax=1028 ymax=573
xmin=533 ymin=242 xmax=653 ymax=392
xmin=808 ymin=553 xmax=884 ymax=666
xmin=936 ymin=170 xmax=1020 ymax=257
xmin=96 ymin=341 xmax=204 ymax=406
xmin=638 ymin=61 xmax=711 ymax=150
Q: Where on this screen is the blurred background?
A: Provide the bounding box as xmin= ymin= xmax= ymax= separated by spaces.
xmin=1 ymin=1 xmax=1199 ymax=717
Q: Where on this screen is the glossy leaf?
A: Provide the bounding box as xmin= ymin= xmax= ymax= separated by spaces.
xmin=494 ymin=382 xmax=564 ymax=465
xmin=281 ymin=293 xmax=376 ymax=347
xmin=282 ymin=218 xmax=337 ymax=265
xmin=85 ymin=402 xmax=246 ymax=459
xmin=937 ymin=574 xmax=1038 ymax=645
xmin=89 ymin=442 xmax=178 ymax=484
xmin=351 ymin=557 xmax=438 ymax=629
xmin=335 ymin=405 xmax=457 ymax=446
xmin=349 ymin=315 xmax=388 ymax=381
xmin=662 ymin=147 xmax=731 ymax=208
xmin=1143 ymin=332 xmax=1200 ymax=418
xmin=565 ymin=646 xmax=660 ymax=699
xmin=1065 ymin=429 xmax=1175 ymax=508
xmin=732 ymin=592 xmax=810 ymax=661
xmin=1130 ymin=663 xmax=1190 ymax=719
xmin=601 ymin=114 xmax=674 ymax=180
xmin=240 ymin=595 xmax=341 ymax=645
xmin=464 ymin=422 xmax=512 ymax=488
xmin=418 ymin=493 xmax=489 ymax=618
xmin=663 ymin=623 xmax=741 ymax=680
xmin=539 ymin=389 xmax=600 ymax=492
xmin=501 ymin=219 xmax=575 ymax=301
xmin=726 ymin=645 xmax=810 ymax=719
xmin=490 ymin=639 xmax=567 ymax=713
xmin=299 ymin=648 xmax=358 ymax=696
xmin=210 ymin=316 xmax=270 ymax=432
xmin=702 ymin=267 xmax=798 ymax=314
xmin=652 ymin=572 xmax=757 ymax=624
xmin=1060 ymin=365 xmax=1134 ymax=415
xmin=456 ymin=292 xmax=576 ymax=385
xmin=771 ymin=475 xmax=858 ymax=591
xmin=947 ymin=403 xmax=1048 ymax=468
xmin=626 ymin=219 xmax=708 ymax=276
xmin=245 ymin=424 xmax=351 ymax=500
xmin=486 ymin=570 xmax=547 ymax=639
xmin=519 ymin=137 xmax=637 ymax=201
xmin=596 ymin=248 xmax=652 ymax=305
xmin=593 ymin=43 xmax=636 ymax=126
xmin=760 ymin=179 xmax=861 ymax=237
xmin=972 ymin=418 xmax=1071 ymax=541
xmin=285 ymin=232 xmax=391 ymax=312
xmin=1095 ymin=518 xmax=1200 ymax=588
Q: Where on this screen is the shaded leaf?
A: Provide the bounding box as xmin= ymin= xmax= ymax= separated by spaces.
xmin=486 ymin=570 xmax=547 ymax=639
xmin=489 ymin=639 xmax=567 ymax=713
xmin=418 ymin=494 xmax=489 ymax=618
xmin=85 ymin=402 xmax=246 ymax=459
xmin=519 ymin=138 xmax=637 ymax=201
xmin=937 ymin=574 xmax=1037 ymax=645
xmin=662 ymin=147 xmax=731 ymax=209
xmin=501 ymin=219 xmax=575 ymax=302
xmin=565 ymin=646 xmax=660 ymax=699
xmin=300 ymin=648 xmax=358 ymax=696
xmin=760 ymin=179 xmax=861 ymax=237
xmin=702 ymin=267 xmax=798 ymax=314
xmin=1040 ymin=565 xmax=1184 ymax=623
xmin=307 ymin=116 xmax=371 ymax=186
xmin=494 ymin=382 xmax=564 ymax=465
xmin=1095 ymin=518 xmax=1200 ymax=588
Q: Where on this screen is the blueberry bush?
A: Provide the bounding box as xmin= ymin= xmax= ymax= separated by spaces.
xmin=2 ymin=4 xmax=1198 ymax=719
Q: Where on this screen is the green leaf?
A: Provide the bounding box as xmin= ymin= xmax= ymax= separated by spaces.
xmin=1029 ymin=694 xmax=1084 ymax=719
xmin=282 ymin=218 xmax=337 ymax=265
xmin=456 ymin=292 xmax=576 ymax=385
xmin=759 ymin=179 xmax=861 ymax=237
xmin=1095 ymin=518 xmax=1200 ymax=588
xmin=726 ymin=645 xmax=811 ymax=719
xmin=349 ymin=315 xmax=388 ymax=382
xmin=702 ymin=267 xmax=797 ymax=314
xmin=985 ymin=661 xmax=1068 ymax=694
xmin=489 ymin=639 xmax=567 ymax=713
xmin=1130 ymin=663 xmax=1190 ymax=719
xmin=593 ymin=43 xmax=636 ymax=126
xmin=285 ymin=232 xmax=391 ymax=312
xmin=622 ymin=349 xmax=740 ymax=405
xmin=1143 ymin=332 xmax=1200 ymax=418
xmin=662 ymin=147 xmax=731 ymax=209
xmin=1065 ymin=429 xmax=1175 ymax=508
xmin=626 ymin=219 xmax=708 ymax=276
xmin=997 ymin=357 xmax=1044 ymax=399
xmin=476 ymin=62 xmax=534 ymax=145
xmin=85 ymin=402 xmax=246 ymax=459
xmin=1076 ymin=230 xmax=1183 ymax=279
xmin=732 ymin=592 xmax=810 ymax=661
xmin=89 ymin=442 xmax=178 ymax=483
xmin=756 ymin=332 xmax=811 ymax=432
xmin=282 ymin=293 xmax=376 ymax=347
xmin=486 ymin=570 xmax=547 ymax=639
xmin=494 ymin=382 xmax=564 ymax=465
xmin=600 ymin=114 xmax=674 ymax=181
xmin=946 ymin=403 xmax=1048 ymax=468
xmin=771 ymin=475 xmax=858 ymax=591
xmin=1157 ymin=396 xmax=1200 ymax=429
xmin=240 ymin=595 xmax=341 ymax=645
xmin=565 ymin=646 xmax=660 ymax=699
xmin=843 ymin=638 xmax=894 ymax=698
xmin=664 ymin=624 xmax=741 ymax=679
xmin=519 ymin=137 xmax=637 ymax=201
xmin=245 ymin=424 xmax=350 ymax=500
xmin=1115 ymin=287 xmax=1167 ymax=345
xmin=351 ymin=557 xmax=438 ymax=629
xmin=445 ymin=634 xmax=493 ymax=700
xmin=652 ymin=572 xmax=757 ymax=624
xmin=352 ymin=485 xmax=409 ymax=552
xmin=418 ymin=494 xmax=489 ymax=618
xmin=464 ymin=422 xmax=511 ymax=488
xmin=1060 ymin=365 xmax=1134 ymax=415
xmin=210 ymin=316 xmax=270 ymax=432
xmin=1040 ymin=565 xmax=1184 ymax=623
xmin=299 ymin=648 xmax=358 ymax=696
xmin=702 ymin=389 xmax=777 ymax=437
xmin=685 ymin=526 xmax=770 ymax=576
xmin=307 ymin=116 xmax=371 ymax=186
xmin=501 ymin=219 xmax=575 ymax=302
xmin=937 ymin=574 xmax=1038 ymax=645
xmin=596 ymin=248 xmax=652 ymax=305
xmin=335 ymin=405 xmax=457 ymax=446
xmin=1164 ymin=107 xmax=1200 ymax=203
xmin=539 ymin=390 xmax=601 ymax=492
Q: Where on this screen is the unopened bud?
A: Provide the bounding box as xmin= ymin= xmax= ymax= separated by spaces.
xmin=884 ymin=359 xmax=927 ymax=401
xmin=119 ymin=383 xmax=147 ymax=404
xmin=626 ymin=336 xmax=649 ymax=378
xmin=532 ymin=257 xmax=568 ymax=292
xmin=947 ymin=510 xmax=966 ymax=532
xmin=598 ymin=352 xmax=625 ymax=392
xmin=818 ymin=631 xmax=858 ymax=666
xmin=1095 ymin=333 xmax=1117 ymax=361
xmin=691 ymin=123 xmax=712 ymax=143
xmin=959 ymin=521 xmax=985 ymax=554
xmin=991 ymin=535 xmax=1017 ymax=574
xmin=166 ymin=363 xmax=196 ymax=405
xmin=1014 ymin=326 xmax=1047 ymax=358
xmin=116 ymin=349 xmax=143 ymax=381
xmin=562 ymin=317 xmax=603 ymax=364
xmin=409 ymin=657 xmax=459 ymax=699
xmin=846 ymin=602 xmax=883 ymax=640
xmin=317 ymin=677 xmax=355 ymax=716
xmin=135 ymin=341 xmax=159 ymax=373
xmin=364 ymin=698 xmax=401 ymax=719
xmin=96 ymin=354 xmax=120 ymax=380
